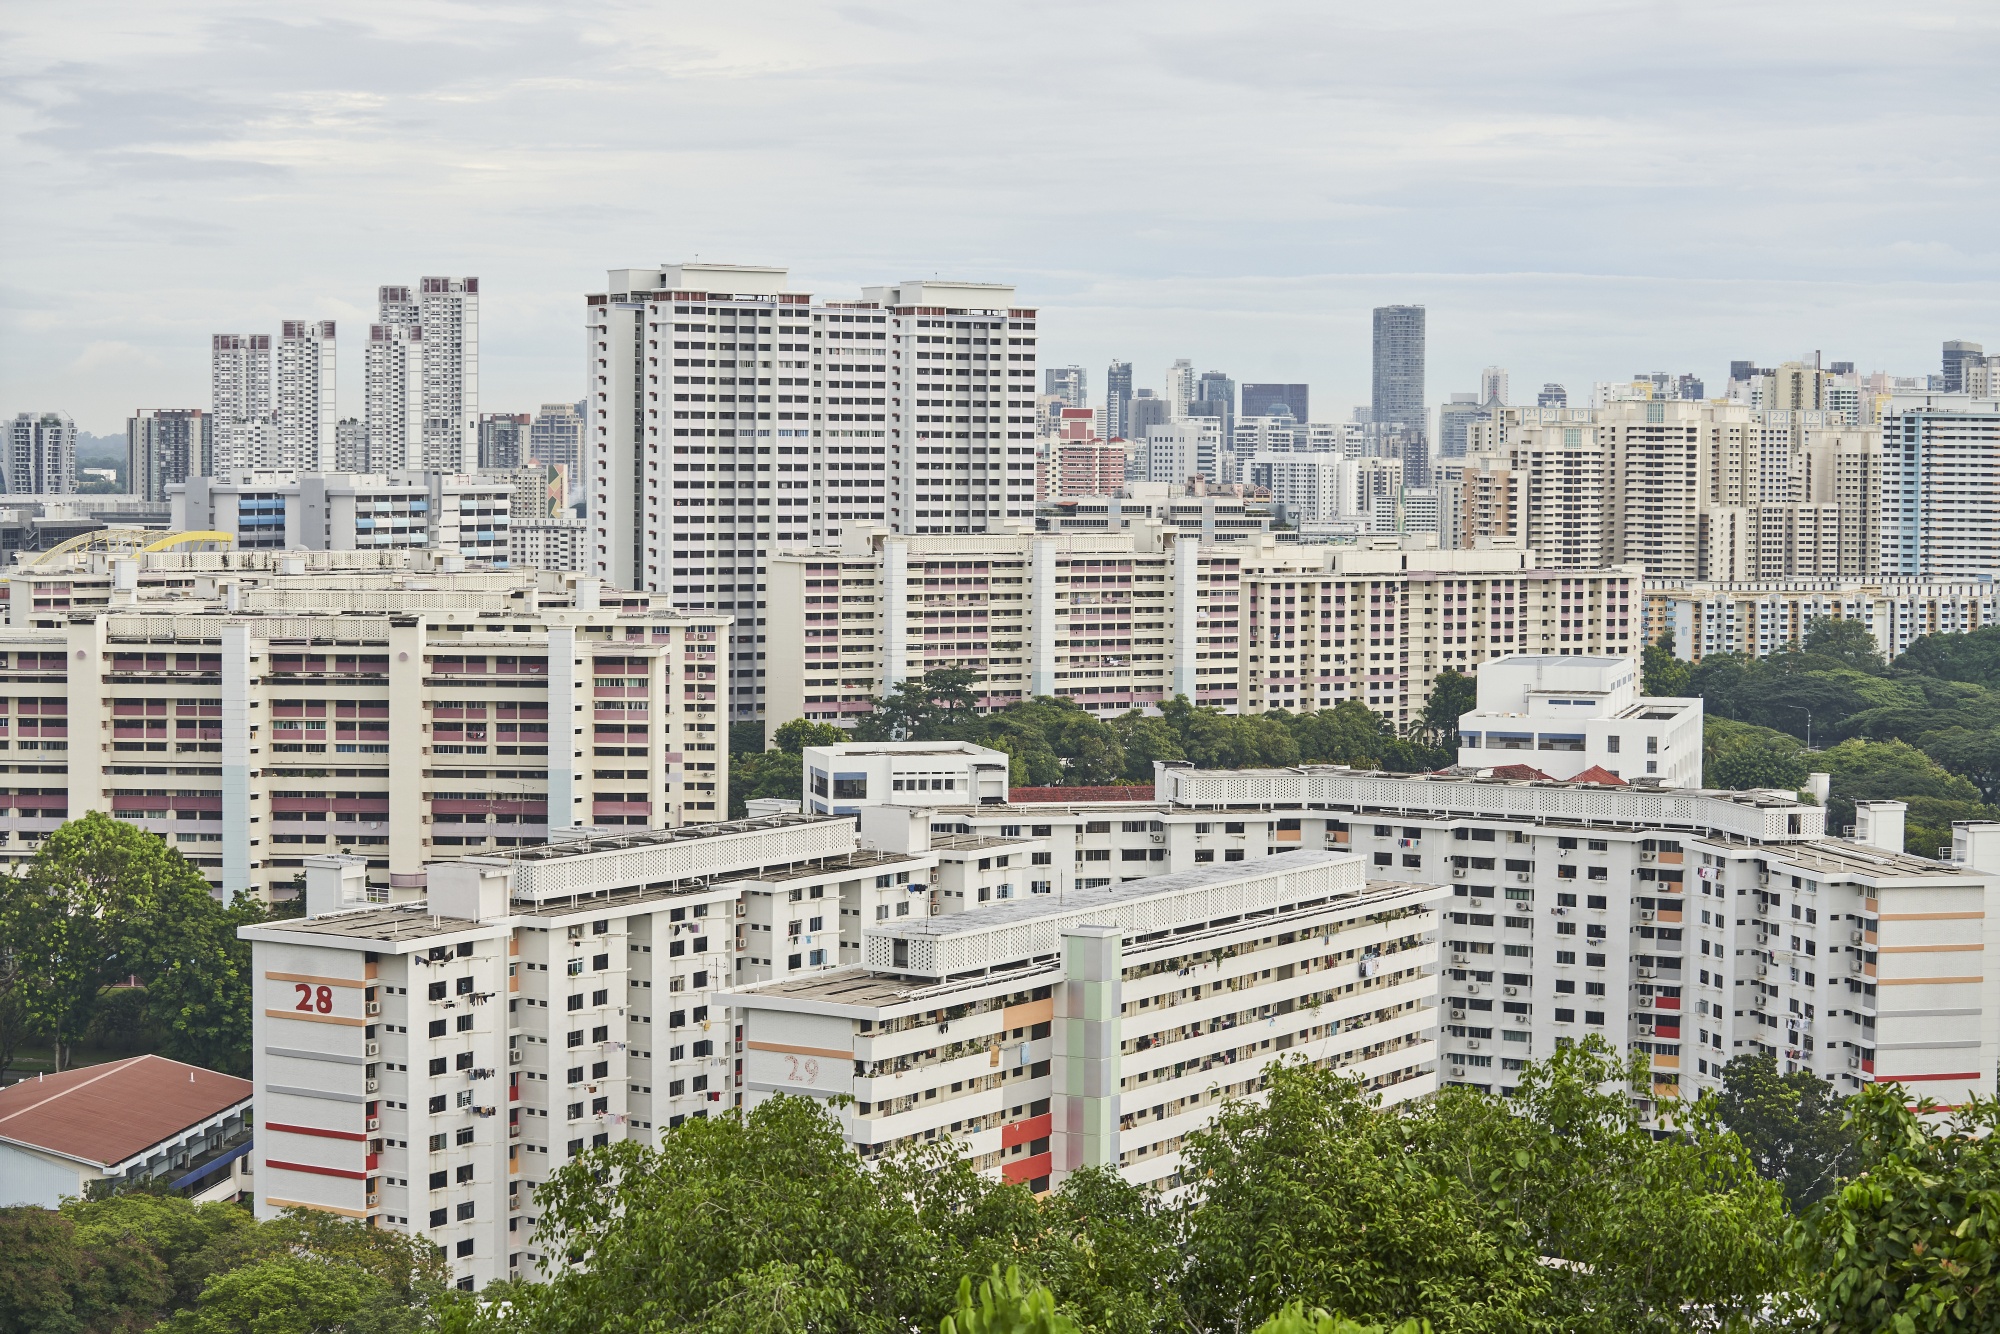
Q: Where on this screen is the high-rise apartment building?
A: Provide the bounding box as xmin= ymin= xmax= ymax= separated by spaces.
xmin=768 ymin=527 xmax=1639 ymax=730
xmin=1881 ymin=393 xmax=2000 ymax=579
xmin=1371 ymin=305 xmax=1426 ymax=443
xmin=127 ymin=409 xmax=212 ymax=502
xmin=335 ymin=418 xmax=369 ymax=473
xmin=212 ymin=334 xmax=272 ymax=471
xmin=1537 ymin=383 xmax=1567 ymax=408
xmin=1241 ymin=383 xmax=1309 ymax=422
xmin=1942 ymin=340 xmax=1985 ymax=393
xmin=366 ymin=323 xmax=424 ymax=471
xmin=1644 ymin=577 xmax=2000 ymax=663
xmin=529 ymin=402 xmax=585 ymax=491
xmin=1124 ymin=391 xmax=1169 ymax=443
xmin=0 ymin=549 xmax=728 ymax=902
xmin=6 ymin=412 xmax=75 ymax=495
xmin=478 ymin=414 xmax=531 ymax=470
xmin=418 ymin=278 xmax=480 ymax=472
xmin=1437 ymin=393 xmax=1486 ymax=460
xmin=585 ymin=263 xmax=1037 ymax=724
xmin=275 ymin=320 xmax=338 ymax=471
xmin=1165 ymin=358 xmax=1195 ymax=418
xmin=1479 ymin=366 xmax=1508 ymax=406
xmin=1104 ymin=361 xmax=1133 ymax=440
xmin=1143 ymin=419 xmax=1222 ymax=485
xmin=1044 ymin=365 xmax=1086 ymax=408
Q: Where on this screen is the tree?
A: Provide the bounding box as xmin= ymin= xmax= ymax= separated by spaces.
xmin=1254 ymin=1304 xmax=1432 ymax=1334
xmin=160 ymin=1258 xmax=414 ymax=1334
xmin=1814 ymin=738 xmax=1990 ymax=851
xmin=1703 ymin=718 xmax=1808 ymax=792
xmin=0 ymin=813 xmax=173 ymax=1069
xmin=1292 ymin=701 xmax=1389 ymax=767
xmin=1414 ymin=670 xmax=1475 ymax=752
xmin=1799 ymin=1085 xmax=2000 ymax=1333
xmin=730 ymin=722 xmax=767 ymax=756
xmin=938 ymin=1268 xmax=1081 ymax=1334
xmin=1642 ymin=632 xmax=1692 ymax=698
xmin=772 ymin=719 xmax=844 ymax=755
xmin=1714 ymin=1055 xmax=1859 ymax=1210
xmin=0 ymin=1207 xmax=87 ymax=1334
xmin=1803 ymin=618 xmax=1883 ymax=672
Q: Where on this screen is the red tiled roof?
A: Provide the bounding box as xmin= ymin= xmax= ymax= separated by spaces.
xmin=0 ymin=1054 xmax=251 ymax=1169
xmin=1568 ymin=765 xmax=1627 ymax=786
xmin=1007 ymin=786 xmax=1154 ymax=803
xmin=1487 ymin=764 xmax=1555 ymax=781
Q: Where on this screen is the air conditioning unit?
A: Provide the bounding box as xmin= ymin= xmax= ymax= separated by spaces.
xmin=364 ymin=1078 xmax=380 ymax=1093
xmin=1847 ymin=1054 xmax=1861 ymax=1069
xmin=1515 ymin=872 xmax=1533 ymax=883
xmin=1640 ymin=909 xmax=1656 ymax=921
xmin=1451 ymin=953 xmax=1469 ymax=965
xmin=1451 ymin=867 xmax=1468 ymax=879
xmin=1641 ymin=851 xmax=1657 ymax=862
xmin=1503 ymin=985 xmax=1519 ymax=996
xmin=365 ymin=1001 xmax=381 ymax=1016
xmin=366 ymin=1116 xmax=380 ymax=1131
xmin=1510 ymin=1013 xmax=1529 ymax=1026
xmin=1557 ymin=847 xmax=1570 ymax=858
xmin=1636 ymin=966 xmax=1656 ymax=978
xmin=1466 ymin=1039 xmax=1483 ymax=1050
xmin=1450 ymin=1009 xmax=1467 ymax=1021
xmin=1849 ymin=956 xmax=1863 ymax=973
xmin=509 ymin=1048 xmax=523 ymax=1064
xmin=1849 ymin=930 xmax=1864 ymax=946
xmin=1465 ymin=983 xmax=1481 ymax=994
xmin=1755 ymin=964 xmax=1769 ymax=978
xmin=364 ymin=1041 xmax=380 ymax=1058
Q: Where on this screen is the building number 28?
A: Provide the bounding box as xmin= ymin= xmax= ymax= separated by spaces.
xmin=294 ymin=983 xmax=335 ymax=1013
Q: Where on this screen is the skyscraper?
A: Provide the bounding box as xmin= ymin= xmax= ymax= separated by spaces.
xmin=1538 ymin=384 xmax=1568 ymax=407
xmin=1105 ymin=361 xmax=1133 ymax=440
xmin=1479 ymin=366 xmax=1508 ymax=406
xmin=417 ymin=277 xmax=480 ymax=472
xmin=334 ymin=418 xmax=368 ymax=472
xmin=1125 ymin=390 xmax=1170 ymax=442
xmin=6 ymin=412 xmax=75 ymax=495
xmin=1371 ymin=305 xmax=1426 ymax=442
xmin=365 ymin=322 xmax=423 ymax=471
xmin=211 ymin=333 xmax=271 ymax=472
xmin=1436 ymin=392 xmax=1485 ymax=460
xmin=128 ymin=408 xmax=211 ymax=501
xmin=1166 ymin=358 xmax=1195 ymax=418
xmin=275 ymin=319 xmax=337 ymax=471
xmin=529 ymin=401 xmax=585 ymax=486
xmin=1241 ymin=383 xmax=1309 ymax=421
xmin=1943 ymin=340 xmax=1985 ymax=393
xmin=478 ymin=413 xmax=531 ymax=470
xmin=1044 ymin=365 xmax=1087 ymax=408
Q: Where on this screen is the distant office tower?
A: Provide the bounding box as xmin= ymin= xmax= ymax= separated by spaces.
xmin=1942 ymin=341 xmax=1985 ymax=393
xmin=417 ymin=277 xmax=479 ymax=472
xmin=1105 ymin=360 xmax=1133 ymax=440
xmin=211 ymin=333 xmax=272 ymax=471
xmin=1191 ymin=370 xmax=1235 ymax=437
xmin=6 ymin=412 xmax=75 ymax=495
xmin=1676 ymin=373 xmax=1705 ymax=400
xmin=1371 ymin=305 xmax=1426 ymax=442
xmin=365 ymin=323 xmax=424 ymax=470
xmin=1144 ymin=418 xmax=1222 ymax=483
xmin=128 ymin=408 xmax=211 ymax=501
xmin=275 ymin=320 xmax=337 ymax=471
xmin=1829 ymin=361 xmax=1855 ymax=376
xmin=1166 ymin=358 xmax=1196 ymax=418
xmin=478 ymin=413 xmax=531 ymax=470
xmin=1436 ymin=392 xmax=1485 ymax=460
xmin=1044 ymin=365 xmax=1087 ymax=408
xmin=1537 ymin=383 xmax=1567 ymax=408
xmin=1125 ymin=390 xmax=1170 ymax=442
xmin=586 ymin=263 xmax=1036 ymax=722
xmin=529 ymin=401 xmax=585 ymax=484
xmin=1241 ymin=383 xmax=1309 ymax=422
xmin=334 ymin=418 xmax=368 ymax=472
xmin=1479 ymin=366 xmax=1508 ymax=406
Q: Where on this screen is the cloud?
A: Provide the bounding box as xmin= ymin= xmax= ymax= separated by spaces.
xmin=3 ymin=0 xmax=2000 ymax=431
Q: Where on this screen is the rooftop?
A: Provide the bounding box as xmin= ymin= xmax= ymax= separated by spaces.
xmin=1006 ymin=786 xmax=1155 ymax=803
xmin=1773 ymin=841 xmax=1969 ymax=880
xmin=722 ymin=849 xmax=929 ymax=885
xmin=499 ymin=813 xmax=840 ymax=863
xmin=0 ymin=1055 xmax=250 ymax=1170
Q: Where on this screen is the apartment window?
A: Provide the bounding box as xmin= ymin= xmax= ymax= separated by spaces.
xmin=1585 ymin=1011 xmax=1605 ymax=1025
xmin=1606 ymin=736 xmax=1620 ymax=754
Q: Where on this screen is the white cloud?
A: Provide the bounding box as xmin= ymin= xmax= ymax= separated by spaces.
xmin=3 ymin=0 xmax=1999 ymax=430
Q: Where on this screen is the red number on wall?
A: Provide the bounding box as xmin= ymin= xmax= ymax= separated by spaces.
xmin=295 ymin=983 xmax=315 ymax=1011
xmin=316 ymin=985 xmax=333 ymax=1014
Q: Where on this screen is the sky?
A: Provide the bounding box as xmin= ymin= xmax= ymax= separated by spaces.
xmin=5 ymin=0 xmax=2000 ymax=436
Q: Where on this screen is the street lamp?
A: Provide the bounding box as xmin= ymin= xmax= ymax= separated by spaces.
xmin=1783 ymin=704 xmax=1812 ymax=751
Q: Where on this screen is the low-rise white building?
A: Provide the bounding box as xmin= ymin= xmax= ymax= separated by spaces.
xmin=803 ymin=740 xmax=1012 ymax=814
xmin=1456 ymin=654 xmax=1702 ymax=787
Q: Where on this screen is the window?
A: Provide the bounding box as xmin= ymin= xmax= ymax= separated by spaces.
xmin=1555 ymin=1008 xmax=1575 ymax=1022
xmin=1606 ymin=736 xmax=1620 ymax=754
xmin=1554 ymin=979 xmax=1575 ymax=994
xmin=1373 ymin=852 xmax=1392 ymax=866
xmin=832 ymin=777 xmax=867 ymax=799
xmin=430 ymin=1208 xmax=448 ymax=1227
xmin=1225 ymin=822 xmax=1245 ymax=834
xmin=428 ymin=1170 xmax=447 ymax=1190
xmin=456 ymin=1240 xmax=474 ymax=1258
xmin=1586 ymin=894 xmax=1607 ymax=910
xmin=1585 ymin=1011 xmax=1605 ymax=1025
xmin=429 ymin=1057 xmax=447 ymax=1075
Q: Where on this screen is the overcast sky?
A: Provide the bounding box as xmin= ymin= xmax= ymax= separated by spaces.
xmin=5 ymin=0 xmax=1998 ymax=435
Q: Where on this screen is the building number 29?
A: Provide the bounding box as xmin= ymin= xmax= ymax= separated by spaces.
xmin=784 ymin=1055 xmax=820 ymax=1083
xmin=294 ymin=983 xmax=335 ymax=1013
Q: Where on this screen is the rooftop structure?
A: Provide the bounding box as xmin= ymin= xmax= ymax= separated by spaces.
xmin=1456 ymin=655 xmax=1702 ymax=787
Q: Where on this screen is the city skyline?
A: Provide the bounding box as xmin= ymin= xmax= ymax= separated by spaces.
xmin=7 ymin=3 xmax=2000 ymax=431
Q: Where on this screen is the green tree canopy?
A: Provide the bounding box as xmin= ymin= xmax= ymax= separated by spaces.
xmin=1714 ymin=1054 xmax=1860 ymax=1210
